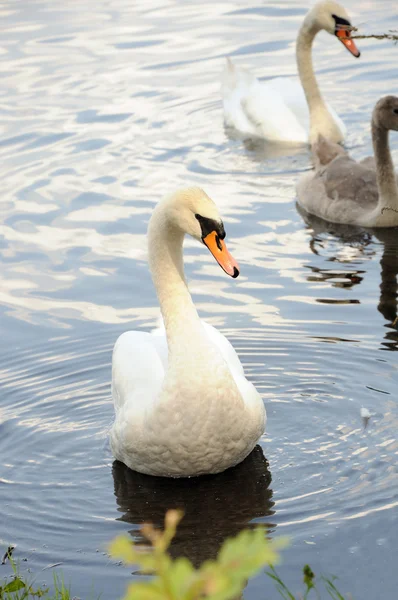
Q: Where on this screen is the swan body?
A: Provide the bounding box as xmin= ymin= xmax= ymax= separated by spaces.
xmin=297 ymin=96 xmax=398 ymax=227
xmin=110 ymin=188 xmax=266 ymax=477
xmin=222 ymin=0 xmax=360 ymax=144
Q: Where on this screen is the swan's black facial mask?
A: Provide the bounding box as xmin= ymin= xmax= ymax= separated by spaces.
xmin=195 ymin=214 xmax=226 ymax=241
xmin=332 ymin=14 xmax=360 ymax=58
xmin=195 ymin=214 xmax=239 ymax=278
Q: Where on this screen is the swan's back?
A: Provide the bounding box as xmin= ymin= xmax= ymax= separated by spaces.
xmin=321 ymin=156 xmax=378 ymax=206
xmin=312 ymin=136 xmax=378 ymax=206
xmin=113 ymin=319 xmax=259 ymax=418
xmin=221 ymin=59 xmax=308 ymax=143
xmin=297 ymin=135 xmax=379 ymax=224
xmin=221 ymin=59 xmax=345 ymax=144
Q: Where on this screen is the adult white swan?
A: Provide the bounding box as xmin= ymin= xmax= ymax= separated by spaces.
xmin=110 ymin=188 xmax=266 ymax=477
xmin=222 ymin=0 xmax=360 ymax=144
xmin=297 ymin=96 xmax=398 ymax=227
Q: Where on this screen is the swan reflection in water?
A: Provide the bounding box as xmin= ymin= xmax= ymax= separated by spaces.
xmin=112 ymin=445 xmax=275 ymax=567
xmin=297 ymin=205 xmax=398 ymax=350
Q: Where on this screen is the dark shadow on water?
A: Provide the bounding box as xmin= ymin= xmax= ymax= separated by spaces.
xmin=297 ymin=204 xmax=398 ymax=350
xmin=112 ymin=445 xmax=275 ymax=567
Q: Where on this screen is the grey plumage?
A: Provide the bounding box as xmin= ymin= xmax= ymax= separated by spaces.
xmin=297 ymin=95 xmax=398 ymax=227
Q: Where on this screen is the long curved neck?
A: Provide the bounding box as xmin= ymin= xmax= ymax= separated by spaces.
xmin=296 ymin=17 xmax=341 ymax=142
xmin=148 ymin=207 xmax=206 ymax=360
xmin=372 ymin=122 xmax=398 ymax=214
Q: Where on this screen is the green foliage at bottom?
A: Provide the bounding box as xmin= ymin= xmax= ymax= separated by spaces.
xmin=110 ymin=509 xmax=288 ymax=600
xmin=0 ymin=561 xmax=71 ymax=600
xmin=2 ymin=511 xmax=351 ymax=600
xmin=110 ymin=510 xmax=351 ymax=600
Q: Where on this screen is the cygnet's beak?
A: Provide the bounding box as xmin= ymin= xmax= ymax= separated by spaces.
xmin=335 ymin=27 xmax=360 ymax=58
xmin=203 ymin=231 xmax=239 ymax=278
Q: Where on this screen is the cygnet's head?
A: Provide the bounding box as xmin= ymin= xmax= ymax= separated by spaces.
xmin=308 ymin=1 xmax=360 ymax=58
xmin=162 ymin=187 xmax=239 ymax=278
xmin=373 ymin=96 xmax=398 ymax=132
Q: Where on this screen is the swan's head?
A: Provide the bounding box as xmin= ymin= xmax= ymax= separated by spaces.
xmin=309 ymin=1 xmax=360 ymax=58
xmin=164 ymin=187 xmax=240 ymax=278
xmin=373 ymin=96 xmax=398 ymax=132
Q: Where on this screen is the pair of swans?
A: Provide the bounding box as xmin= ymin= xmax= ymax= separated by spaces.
xmin=223 ymin=0 xmax=398 ymax=228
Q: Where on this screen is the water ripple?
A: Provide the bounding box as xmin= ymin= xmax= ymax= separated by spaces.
xmin=1 ymin=0 xmax=397 ymax=598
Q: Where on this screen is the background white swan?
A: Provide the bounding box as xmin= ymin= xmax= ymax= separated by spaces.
xmin=110 ymin=187 xmax=266 ymax=477
xmin=297 ymin=96 xmax=398 ymax=227
xmin=222 ymin=0 xmax=360 ymax=145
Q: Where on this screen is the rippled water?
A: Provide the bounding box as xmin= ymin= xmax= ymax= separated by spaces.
xmin=1 ymin=0 xmax=397 ymax=598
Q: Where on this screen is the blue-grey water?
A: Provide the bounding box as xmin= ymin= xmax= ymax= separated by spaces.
xmin=1 ymin=1 xmax=397 ymax=598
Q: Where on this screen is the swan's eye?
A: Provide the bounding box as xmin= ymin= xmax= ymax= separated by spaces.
xmin=393 ymin=109 xmax=398 ymax=115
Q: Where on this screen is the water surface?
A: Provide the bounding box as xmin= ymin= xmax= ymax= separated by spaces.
xmin=1 ymin=1 xmax=397 ymax=598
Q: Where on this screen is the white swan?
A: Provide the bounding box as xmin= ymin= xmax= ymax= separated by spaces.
xmin=222 ymin=0 xmax=360 ymax=145
xmin=297 ymin=96 xmax=398 ymax=227
xmin=110 ymin=187 xmax=266 ymax=477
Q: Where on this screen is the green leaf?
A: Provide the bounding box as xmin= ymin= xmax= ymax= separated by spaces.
xmin=30 ymin=586 xmax=50 ymax=598
xmin=196 ymin=564 xmax=241 ymax=600
xmin=167 ymin=557 xmax=196 ymax=599
xmin=109 ymin=535 xmax=157 ymax=572
xmin=216 ymin=527 xmax=287 ymax=579
xmin=303 ymin=564 xmax=315 ymax=589
xmin=190 ymin=529 xmax=288 ymax=600
xmin=123 ymin=580 xmax=166 ymax=600
xmin=2 ymin=577 xmax=26 ymax=592
xmin=109 ymin=535 xmax=136 ymax=563
xmin=113 ymin=519 xmax=290 ymax=600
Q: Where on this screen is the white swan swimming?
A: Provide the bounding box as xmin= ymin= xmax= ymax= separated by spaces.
xmin=297 ymin=96 xmax=398 ymax=227
xmin=110 ymin=187 xmax=266 ymax=477
xmin=222 ymin=0 xmax=360 ymax=145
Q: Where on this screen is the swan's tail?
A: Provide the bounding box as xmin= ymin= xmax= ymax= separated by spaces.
xmin=221 ymin=57 xmax=256 ymax=95
xmin=312 ymin=134 xmax=347 ymax=169
xmin=221 ymin=57 xmax=238 ymax=93
xmin=221 ymin=58 xmax=259 ymax=132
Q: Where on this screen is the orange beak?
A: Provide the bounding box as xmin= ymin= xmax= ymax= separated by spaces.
xmin=336 ymin=28 xmax=360 ymax=58
xmin=203 ymin=231 xmax=239 ymax=278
